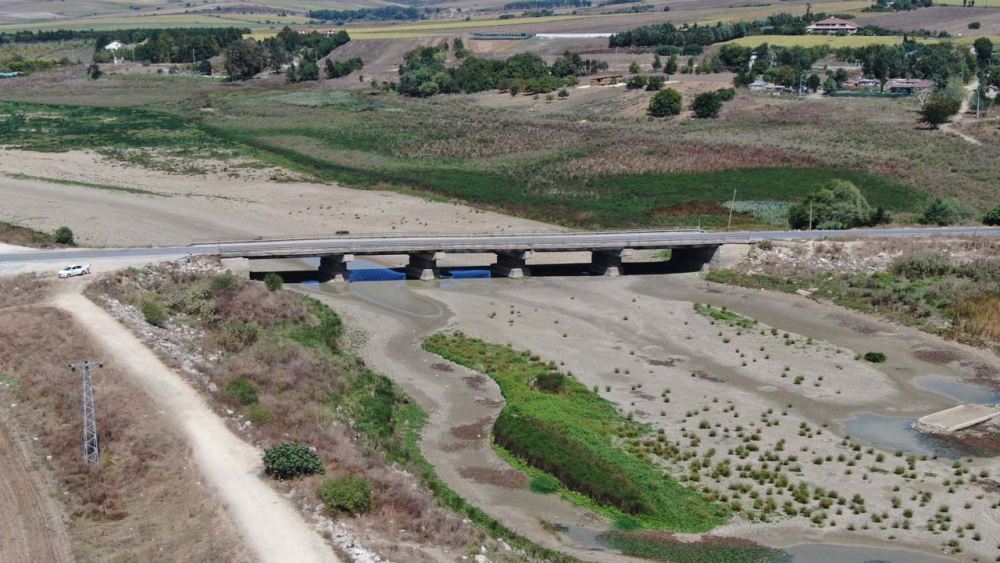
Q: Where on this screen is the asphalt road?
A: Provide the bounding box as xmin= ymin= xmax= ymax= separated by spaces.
xmin=2 ymin=226 xmax=999 ymax=264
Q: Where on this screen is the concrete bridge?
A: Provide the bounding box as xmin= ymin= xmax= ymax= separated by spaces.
xmin=205 ymin=229 xmax=752 ymax=281
xmin=197 ymin=226 xmax=1000 ymax=282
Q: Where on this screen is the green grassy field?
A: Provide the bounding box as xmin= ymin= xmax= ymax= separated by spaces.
xmin=423 ymin=332 xmax=730 ymax=532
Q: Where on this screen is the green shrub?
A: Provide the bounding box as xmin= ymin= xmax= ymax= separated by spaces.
xmin=889 ymin=252 xmax=953 ymax=279
xmin=141 ymin=300 xmax=167 ymax=327
xmin=244 ymin=403 xmax=275 ymax=425
xmin=788 ymin=180 xmax=871 ymax=230
xmin=648 ymin=88 xmax=682 ymax=117
xmin=864 ymin=352 xmax=887 ymax=363
xmin=691 ymin=92 xmax=722 ymax=119
xmin=210 ymin=272 xmax=238 ymax=293
xmin=535 ymin=371 xmax=566 ymax=393
xmin=263 ymin=272 xmax=283 ymax=291
xmin=225 ymin=376 xmax=259 ymax=405
xmin=263 ymin=441 xmax=324 ymax=480
xmin=54 ymin=226 xmax=74 ymax=245
xmin=921 ymin=197 xmax=976 ymax=226
xmin=318 ymin=475 xmax=372 ymax=515
xmin=982 ymin=205 xmax=1000 ymax=226
xmin=529 ymin=474 xmax=560 ymax=494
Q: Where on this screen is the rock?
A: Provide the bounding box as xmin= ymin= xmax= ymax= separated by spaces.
xmin=795 ymin=289 xmax=814 ymax=298
xmin=475 ymin=556 xmax=491 ymax=563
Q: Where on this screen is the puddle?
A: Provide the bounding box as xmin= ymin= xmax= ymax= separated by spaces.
xmin=840 ymin=413 xmax=964 ymax=458
xmin=786 ymin=543 xmax=957 ymax=563
xmin=915 ymin=376 xmax=1000 ymax=405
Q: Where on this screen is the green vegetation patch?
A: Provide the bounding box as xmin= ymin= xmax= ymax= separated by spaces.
xmin=423 ymin=332 xmax=729 ymax=532
xmin=597 ymin=530 xmax=791 ymax=563
xmin=694 ymin=303 xmax=757 ymax=330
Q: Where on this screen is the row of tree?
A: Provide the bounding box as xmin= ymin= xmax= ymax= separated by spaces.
xmin=503 ymin=0 xmax=591 ymax=9
xmin=307 ymin=6 xmax=423 ymax=22
xmin=223 ymin=27 xmax=352 ymax=82
xmin=647 ymin=87 xmax=735 ymax=118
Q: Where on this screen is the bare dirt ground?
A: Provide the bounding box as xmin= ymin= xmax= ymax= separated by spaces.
xmin=863 ymin=6 xmax=1000 ymax=35
xmin=0 ymin=409 xmax=72 ymax=563
xmin=49 ymin=282 xmax=339 ymax=563
xmin=0 ymin=149 xmax=554 ymax=247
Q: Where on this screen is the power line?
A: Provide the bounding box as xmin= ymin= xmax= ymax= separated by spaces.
xmin=68 ymin=361 xmax=103 ymax=464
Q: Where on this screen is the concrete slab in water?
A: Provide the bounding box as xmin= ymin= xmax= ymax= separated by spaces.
xmin=917 ymin=404 xmax=1000 ymax=433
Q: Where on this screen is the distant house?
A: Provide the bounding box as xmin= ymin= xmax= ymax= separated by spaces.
xmin=104 ymin=40 xmax=125 ymax=52
xmin=885 ymin=78 xmax=936 ymax=95
xmin=805 ymin=17 xmax=859 ymax=35
xmin=748 ymin=79 xmax=770 ymax=91
xmin=845 ymin=78 xmax=881 ymax=90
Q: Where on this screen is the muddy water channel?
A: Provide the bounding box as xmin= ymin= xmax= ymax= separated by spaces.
xmin=286 ymin=263 xmax=997 ymax=563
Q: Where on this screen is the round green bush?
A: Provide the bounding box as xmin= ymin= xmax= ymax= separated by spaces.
xmin=243 ymin=403 xmax=275 ymax=425
xmin=54 ymin=226 xmax=74 ymax=245
xmin=263 ymin=441 xmax=324 ymax=480
xmin=535 ymin=371 xmax=565 ymax=393
xmin=263 ymin=272 xmax=283 ymax=292
xmin=318 ymin=475 xmax=372 ymax=515
xmin=225 ymin=376 xmax=259 ymax=405
xmin=141 ymin=301 xmax=167 ymax=327
xmin=863 ymin=352 xmax=887 ymax=363
xmin=983 ymin=205 xmax=1000 ymax=226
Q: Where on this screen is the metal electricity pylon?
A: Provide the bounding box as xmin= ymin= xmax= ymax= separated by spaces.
xmin=68 ymin=361 xmax=103 ymax=464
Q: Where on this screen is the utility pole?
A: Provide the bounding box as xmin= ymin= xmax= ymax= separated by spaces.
xmin=69 ymin=361 xmax=103 ymax=464
xmin=809 ymin=201 xmax=814 ymax=231
xmin=727 ymin=188 xmax=737 ymax=231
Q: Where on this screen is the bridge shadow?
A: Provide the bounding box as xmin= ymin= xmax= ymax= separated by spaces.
xmin=249 ymin=259 xmax=703 ymax=284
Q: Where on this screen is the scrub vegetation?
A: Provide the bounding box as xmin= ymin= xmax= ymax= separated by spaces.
xmin=423 ymin=332 xmax=730 ymax=531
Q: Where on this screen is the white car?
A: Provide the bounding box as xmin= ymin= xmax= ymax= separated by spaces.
xmin=57 ymin=264 xmax=90 ymax=278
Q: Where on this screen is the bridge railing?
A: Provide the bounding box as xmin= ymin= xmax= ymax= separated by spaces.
xmin=191 ymin=227 xmax=706 ymax=247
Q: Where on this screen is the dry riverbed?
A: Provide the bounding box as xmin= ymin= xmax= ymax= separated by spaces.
xmin=298 ymin=269 xmax=1000 ymax=563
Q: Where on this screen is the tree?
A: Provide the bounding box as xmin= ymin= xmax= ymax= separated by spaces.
xmin=647 ymin=88 xmax=682 ymax=117
xmin=921 ymin=197 xmax=977 ymax=226
xmin=973 ymin=37 xmax=993 ymax=68
xmin=198 ymin=59 xmax=213 ymax=75
xmin=263 ymin=441 xmax=324 ymax=480
xmin=628 ymin=60 xmax=641 ymax=74
xmin=665 ymin=55 xmax=678 ymax=75
xmin=918 ymin=97 xmax=960 ymax=129
xmin=807 ymin=73 xmax=821 ymax=93
xmin=691 ymin=91 xmax=722 ymax=118
xmin=823 ymin=77 xmax=837 ymax=94
xmin=223 ymin=40 xmax=264 ymax=81
xmin=558 ymin=87 xmax=569 ymax=98
xmin=510 ymin=83 xmax=521 ymax=96
xmin=54 ymin=226 xmax=74 ymax=245
xmin=646 ymin=75 xmax=664 ymax=91
xmin=626 ymin=74 xmax=648 ymax=90
xmin=652 ymin=53 xmax=662 ymax=70
xmin=983 ymin=205 xmax=1000 ymax=226
xmin=87 ymin=63 xmax=102 ymax=79
xmin=298 ymin=60 xmax=319 ymax=81
xmin=787 ymin=180 xmax=872 ymax=230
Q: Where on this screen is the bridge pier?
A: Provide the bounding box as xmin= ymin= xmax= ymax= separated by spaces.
xmin=589 ymin=249 xmax=631 ymax=276
xmin=406 ymin=251 xmax=442 ymax=281
xmin=319 ymin=254 xmax=353 ymax=282
xmin=670 ymin=245 xmax=721 ymax=272
xmin=491 ymin=250 xmax=533 ymax=278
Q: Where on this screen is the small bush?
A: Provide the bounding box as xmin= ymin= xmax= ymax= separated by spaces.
xmin=535 ymin=371 xmax=566 ymax=393
xmin=263 ymin=441 xmax=324 ymax=480
xmin=263 ymin=272 xmax=283 ymax=292
xmin=141 ymin=300 xmax=167 ymax=327
xmin=218 ymin=319 xmax=259 ymax=352
xmin=210 ymin=272 xmax=238 ymax=293
xmin=864 ymin=352 xmax=887 ymax=363
xmin=529 ymin=474 xmax=560 ymax=494
xmin=54 ymin=226 xmax=74 ymax=245
xmin=318 ymin=475 xmax=372 ymax=515
xmin=225 ymin=376 xmax=259 ymax=405
xmin=244 ymin=403 xmax=275 ymax=425
xmin=982 ymin=205 xmax=1000 ymax=226
xmin=889 ymin=251 xmax=953 ymax=279
xmin=921 ymin=197 xmax=976 ymax=226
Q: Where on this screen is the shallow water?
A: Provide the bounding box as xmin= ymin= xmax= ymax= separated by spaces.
xmin=915 ymin=375 xmax=1000 ymax=405
xmin=785 ymin=543 xmax=957 ymax=563
xmin=839 ymin=412 xmax=966 ymax=458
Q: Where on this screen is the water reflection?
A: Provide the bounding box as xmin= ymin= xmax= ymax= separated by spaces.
xmin=915 ymin=376 xmax=1000 ymax=405
xmin=785 ymin=543 xmax=957 ymax=563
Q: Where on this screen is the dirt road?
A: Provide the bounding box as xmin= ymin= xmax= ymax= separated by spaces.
xmin=0 ymin=409 xmax=72 ymax=563
xmin=52 ymin=286 xmax=339 ymax=563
